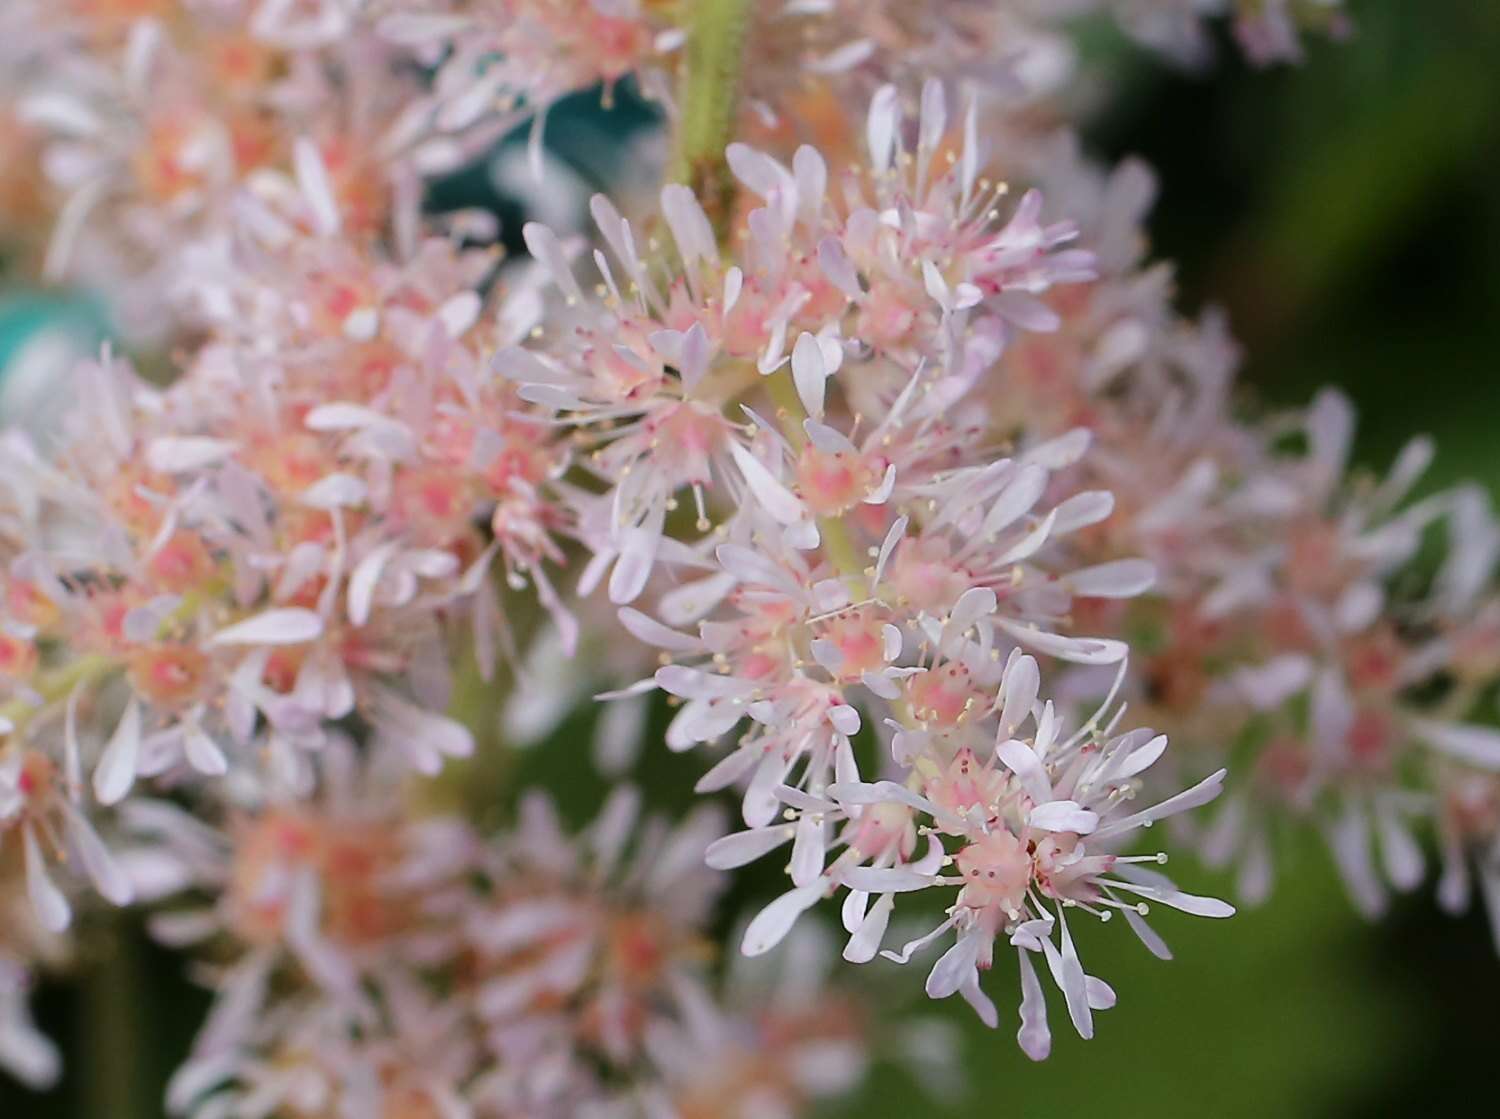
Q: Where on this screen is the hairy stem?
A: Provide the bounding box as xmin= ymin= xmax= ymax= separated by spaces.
xmin=669 ymin=2 xmax=914 ymax=740
xmin=669 ymin=0 xmax=754 ymax=242
xmin=671 ymin=2 xmax=873 ymax=577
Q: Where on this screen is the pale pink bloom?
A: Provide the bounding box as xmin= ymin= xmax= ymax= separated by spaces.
xmin=1228 ymin=0 xmax=1352 ymax=64
xmin=1433 ymin=766 xmax=1500 ymax=954
xmin=0 ymin=841 xmax=72 ymax=1088
xmin=743 ymin=0 xmax=1343 ymax=137
xmin=0 ymin=955 xmax=58 ymax=1091
xmin=0 ymin=742 xmax=133 ymax=933
xmin=717 ymin=651 xmax=1231 ymax=1057
xmin=464 ymin=788 xmax=726 ymax=1091
xmin=1075 ymin=1 xmax=1351 ymax=67
xmin=1122 ymin=389 xmax=1499 ymax=922
xmin=124 ymin=739 xmax=472 ymax=1115
xmin=0 ymin=170 xmax=580 ymax=812
xmin=12 ymin=1 xmax=479 ymax=339
xmin=377 ymin=0 xmax=676 ymax=131
xmin=614 ymin=407 xmax=1149 ymax=832
xmin=639 ymin=926 xmax=875 ymax=1119
xmin=167 ymin=978 xmax=481 ymax=1119
xmin=0 ymin=0 xmax=1464 ymax=1101
xmin=510 ymin=83 xmax=1097 ymax=607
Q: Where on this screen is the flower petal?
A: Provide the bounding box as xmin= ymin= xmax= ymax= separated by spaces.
xmin=742 ymin=886 xmax=823 ymax=957
xmin=209 ymin=608 xmax=323 ymax=647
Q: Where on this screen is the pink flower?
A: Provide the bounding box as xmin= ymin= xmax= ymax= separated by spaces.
xmin=717 ymin=650 xmax=1232 ymax=1057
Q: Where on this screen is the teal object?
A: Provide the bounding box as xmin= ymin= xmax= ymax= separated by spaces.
xmin=0 ymin=292 xmax=105 ymax=382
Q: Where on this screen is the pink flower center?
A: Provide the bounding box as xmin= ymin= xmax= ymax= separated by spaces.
xmin=956 ymin=829 xmax=1032 ymax=914
xmin=796 ymin=445 xmax=877 ymax=516
xmin=849 ymin=801 xmax=911 ymax=860
xmin=0 ymin=634 xmax=38 ymax=679
xmin=148 ymin=532 xmax=216 ymax=592
xmin=925 ymin=747 xmax=1006 ymax=820
xmin=907 ymin=663 xmax=979 ymax=728
xmin=818 ymin=612 xmax=887 ymax=680
xmin=857 ymin=285 xmax=919 ymax=350
xmin=887 ymin=539 xmax=972 ymax=614
xmin=128 ymin=646 xmax=210 ymax=708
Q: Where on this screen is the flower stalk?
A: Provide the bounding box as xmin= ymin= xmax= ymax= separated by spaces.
xmin=669 ymin=0 xmax=754 ymax=241
xmin=764 ymin=366 xmax=869 ymax=587
xmin=0 ymin=654 xmax=116 ymax=745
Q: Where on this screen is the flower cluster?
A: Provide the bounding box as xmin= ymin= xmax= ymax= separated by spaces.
xmin=122 ymin=741 xmax=888 ymax=1117
xmin=8 ymin=0 xmax=499 ymax=338
xmin=0 ymin=0 xmax=1493 ymax=1112
xmin=970 ymin=137 xmax=1500 ymax=926
xmin=487 ymin=84 xmax=1238 ymax=1057
xmin=0 ymin=185 xmax=582 ymax=942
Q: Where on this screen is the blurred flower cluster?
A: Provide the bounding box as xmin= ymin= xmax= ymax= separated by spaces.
xmin=5 ymin=0 xmax=1498 ymax=1115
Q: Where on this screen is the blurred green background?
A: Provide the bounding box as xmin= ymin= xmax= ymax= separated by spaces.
xmin=3 ymin=2 xmax=1499 ymax=1115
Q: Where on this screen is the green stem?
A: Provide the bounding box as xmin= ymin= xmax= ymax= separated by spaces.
xmin=669 ymin=0 xmax=754 ymax=242
xmin=0 ymin=654 xmax=116 ymax=744
xmin=667 ymin=0 xmax=912 ymax=735
xmin=764 ymin=368 xmax=868 ymax=588
xmin=817 ymin=516 xmax=867 ymax=586
xmin=411 ymin=639 xmax=516 ymax=821
xmin=672 ymin=0 xmax=864 ymax=572
xmin=82 ymin=917 xmax=146 ymax=1119
xmin=766 ymin=367 xmax=925 ymax=736
xmin=763 ymin=367 xmax=809 ymax=451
